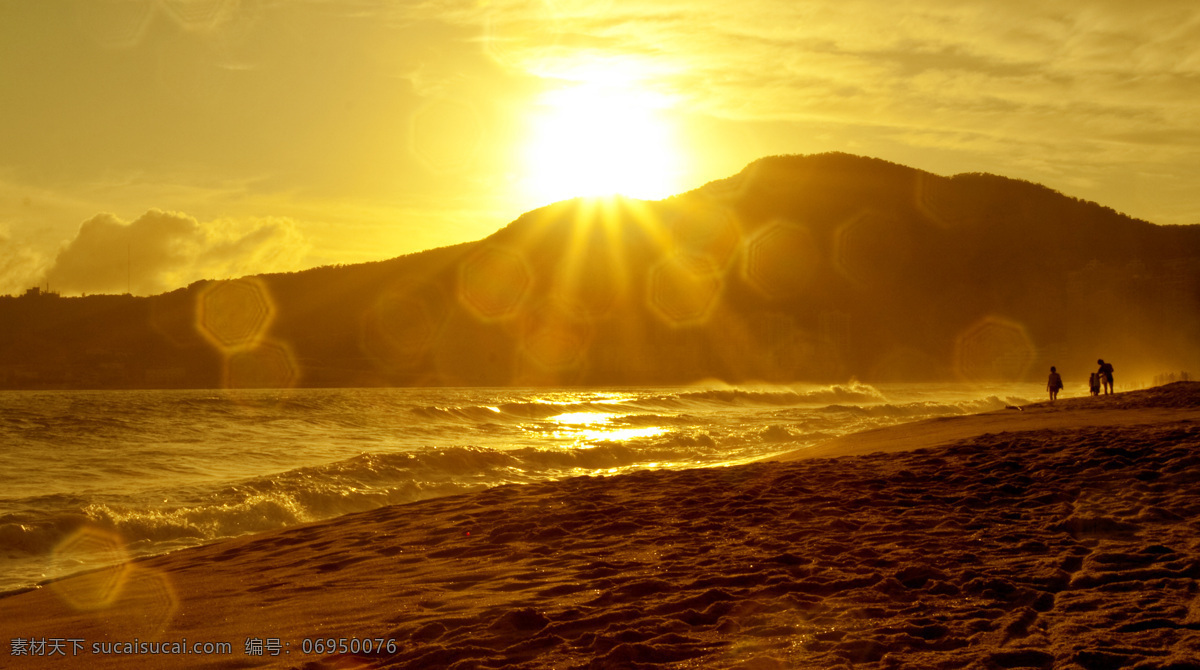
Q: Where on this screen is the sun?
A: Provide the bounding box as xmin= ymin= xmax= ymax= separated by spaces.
xmin=521 ymin=82 xmax=684 ymax=204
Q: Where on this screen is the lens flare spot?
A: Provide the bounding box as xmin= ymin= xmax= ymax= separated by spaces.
xmin=459 ymin=246 xmax=534 ymax=322
xmin=833 ymin=210 xmax=912 ymax=287
xmin=915 ymin=172 xmax=969 ymax=229
xmin=954 ymin=316 xmax=1037 ymax=382
xmin=224 ymin=340 xmax=300 ymax=389
xmin=196 ymin=277 xmax=276 ymax=352
xmin=670 ymin=203 xmax=742 ymax=273
xmin=743 ymin=220 xmax=819 ymax=299
xmin=360 ymin=290 xmax=444 ymax=370
xmin=520 ymin=305 xmax=592 ymax=371
xmin=50 ymin=526 xmax=131 ymax=611
xmin=647 ymin=253 xmax=723 ymax=327
xmin=111 ymin=566 xmax=179 ymax=635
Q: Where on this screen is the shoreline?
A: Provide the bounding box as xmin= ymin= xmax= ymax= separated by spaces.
xmin=778 ymin=387 xmax=1200 ymax=461
xmin=3 ymin=383 xmax=1198 ymax=668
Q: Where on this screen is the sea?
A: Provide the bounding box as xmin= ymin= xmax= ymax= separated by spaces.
xmin=0 ymin=382 xmax=1036 ymax=594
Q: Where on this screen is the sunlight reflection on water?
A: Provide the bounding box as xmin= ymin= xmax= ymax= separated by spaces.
xmin=550 ymin=411 xmax=610 ymax=424
xmin=1 ymin=383 xmax=1037 ymax=593
xmin=547 ymin=411 xmax=669 ymax=443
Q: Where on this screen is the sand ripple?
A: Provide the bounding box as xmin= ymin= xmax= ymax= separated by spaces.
xmin=2 ymin=383 xmax=1199 ymax=669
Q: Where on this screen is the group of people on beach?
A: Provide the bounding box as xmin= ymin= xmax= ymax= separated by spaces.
xmin=1047 ymin=359 xmax=1114 ymax=401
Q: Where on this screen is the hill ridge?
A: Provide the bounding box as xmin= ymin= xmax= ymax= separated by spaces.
xmin=2 ymin=153 xmax=1197 ymax=389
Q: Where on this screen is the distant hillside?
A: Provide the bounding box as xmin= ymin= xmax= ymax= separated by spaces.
xmin=2 ymin=153 xmax=1198 ymax=389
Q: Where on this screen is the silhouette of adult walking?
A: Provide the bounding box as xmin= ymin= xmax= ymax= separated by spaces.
xmin=1097 ymin=359 xmax=1114 ymax=395
xmin=1047 ymin=366 xmax=1063 ymax=401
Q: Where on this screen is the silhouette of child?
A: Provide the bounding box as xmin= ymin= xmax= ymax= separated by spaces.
xmin=1047 ymin=366 xmax=1063 ymax=401
xmin=1089 ymin=373 xmax=1100 ymax=396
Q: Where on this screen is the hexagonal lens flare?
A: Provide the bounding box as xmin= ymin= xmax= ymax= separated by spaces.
xmin=647 ymin=253 xmax=723 ymax=327
xmin=109 ymin=566 xmax=179 ymax=635
xmin=914 ymin=172 xmax=969 ymax=229
xmin=360 ymin=291 xmax=444 ymax=370
xmin=520 ymin=304 xmax=592 ymax=371
xmin=670 ymin=203 xmax=742 ymax=274
xmin=954 ymin=316 xmax=1037 ymax=382
xmin=50 ymin=526 xmax=131 ymax=611
xmin=833 ymin=210 xmax=912 ymax=287
xmin=742 ymin=220 xmax=819 ymax=299
xmin=196 ymin=277 xmax=276 ymax=352
xmin=224 ymin=340 xmax=300 ymax=389
xmin=458 ymin=246 xmax=534 ymax=322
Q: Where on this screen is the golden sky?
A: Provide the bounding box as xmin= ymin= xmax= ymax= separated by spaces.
xmin=1 ymin=0 xmax=1197 ymax=296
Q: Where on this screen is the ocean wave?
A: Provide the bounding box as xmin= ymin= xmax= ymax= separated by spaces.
xmin=0 ymin=511 xmax=92 ymax=557
xmin=757 ymin=425 xmax=798 ymax=442
xmin=612 ymin=413 xmax=699 ymax=427
xmin=0 ymin=383 xmax=1041 ymax=595
xmin=657 ymin=382 xmax=887 ymax=408
xmin=4 ymin=441 xmax=731 ymax=561
xmin=411 ymin=404 xmax=511 ymax=422
xmin=410 ymin=400 xmax=636 ymax=423
xmin=404 ymin=384 xmax=889 ymax=426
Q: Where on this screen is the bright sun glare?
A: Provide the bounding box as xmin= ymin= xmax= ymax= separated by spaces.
xmin=522 ymin=82 xmax=683 ymax=204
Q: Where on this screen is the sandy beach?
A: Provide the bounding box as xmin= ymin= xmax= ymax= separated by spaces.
xmin=3 ymin=383 xmax=1199 ymax=669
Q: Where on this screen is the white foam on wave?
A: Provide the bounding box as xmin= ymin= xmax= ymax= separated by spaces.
xmin=0 ymin=382 xmax=1038 ymax=593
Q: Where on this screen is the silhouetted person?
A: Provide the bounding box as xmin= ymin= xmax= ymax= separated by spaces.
xmin=1097 ymin=359 xmax=1114 ymax=394
xmin=1047 ymin=366 xmax=1063 ymax=401
xmin=1089 ymin=373 xmax=1100 ymax=396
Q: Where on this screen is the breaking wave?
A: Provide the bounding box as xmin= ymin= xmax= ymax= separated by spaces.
xmin=0 ymin=382 xmax=1035 ymax=593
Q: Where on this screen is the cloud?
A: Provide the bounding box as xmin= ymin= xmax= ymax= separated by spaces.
xmin=428 ymin=0 xmax=1199 ymax=139
xmin=43 ymin=209 xmax=310 ymax=296
xmin=409 ymin=0 xmax=1199 ymax=217
xmin=0 ymin=230 xmax=44 ymax=297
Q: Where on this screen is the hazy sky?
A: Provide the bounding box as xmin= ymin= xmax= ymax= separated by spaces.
xmin=1 ymin=0 xmax=1197 ymax=296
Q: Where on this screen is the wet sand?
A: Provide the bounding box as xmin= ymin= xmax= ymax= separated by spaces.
xmin=3 ymin=383 xmax=1199 ymax=669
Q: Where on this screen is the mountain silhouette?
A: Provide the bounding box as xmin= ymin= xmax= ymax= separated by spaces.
xmin=2 ymin=153 xmax=1198 ymax=389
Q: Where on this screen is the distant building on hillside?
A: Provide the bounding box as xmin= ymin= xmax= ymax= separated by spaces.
xmin=20 ymin=286 xmax=60 ymax=299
